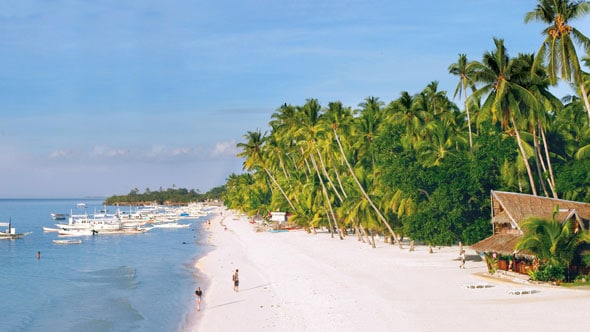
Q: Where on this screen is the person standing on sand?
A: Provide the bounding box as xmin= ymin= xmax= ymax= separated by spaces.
xmin=195 ymin=287 xmax=203 ymax=311
xmin=232 ymin=269 xmax=239 ymax=292
xmin=459 ymin=250 xmax=466 ymax=269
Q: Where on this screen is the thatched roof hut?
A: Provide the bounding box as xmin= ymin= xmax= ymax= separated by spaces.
xmin=470 ymin=191 xmax=590 ymax=256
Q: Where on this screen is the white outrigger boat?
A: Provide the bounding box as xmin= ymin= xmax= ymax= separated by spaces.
xmin=0 ymin=221 xmax=30 ymax=240
xmin=53 ymin=239 xmax=82 ymax=245
xmin=152 ymin=222 xmax=191 ymax=229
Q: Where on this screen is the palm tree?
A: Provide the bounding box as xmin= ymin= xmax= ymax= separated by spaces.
xmin=236 ymin=130 xmax=296 ymax=211
xmin=525 ymin=0 xmax=590 ymax=122
xmin=388 ymin=91 xmax=426 ymax=148
xmin=468 ymin=38 xmax=540 ymax=195
xmin=296 ymin=99 xmax=344 ymax=239
xmin=514 ymin=53 xmax=563 ymax=198
xmin=327 ymin=99 xmax=401 ymax=246
xmin=449 ymin=54 xmax=476 ymax=150
xmin=414 ymin=119 xmax=468 ymax=167
xmin=515 ymin=210 xmax=590 ymax=281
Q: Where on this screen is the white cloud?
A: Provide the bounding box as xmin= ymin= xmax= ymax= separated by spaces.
xmin=211 ymin=140 xmax=239 ymax=157
xmin=48 ymin=149 xmax=70 ymax=159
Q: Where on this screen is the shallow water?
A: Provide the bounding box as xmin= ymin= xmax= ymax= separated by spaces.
xmin=0 ymin=199 xmax=207 ymax=332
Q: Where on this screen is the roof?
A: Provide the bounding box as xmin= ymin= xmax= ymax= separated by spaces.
xmin=472 ymin=191 xmax=590 ymax=257
xmin=470 ymin=234 xmax=522 ymax=256
xmin=491 ymin=191 xmax=590 ymax=230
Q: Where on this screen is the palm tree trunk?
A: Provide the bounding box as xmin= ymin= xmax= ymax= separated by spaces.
xmin=263 ymin=168 xmax=297 ymax=211
xmin=464 ymin=87 xmax=474 ymax=152
xmin=580 ymin=83 xmax=590 ymax=124
xmin=532 ymin=128 xmax=549 ymax=197
xmin=355 ymin=225 xmax=364 ymax=242
xmin=316 ymin=149 xmax=344 ymax=203
xmin=333 ymin=163 xmax=348 ymax=198
xmin=540 ymin=126 xmax=558 ymax=198
xmin=323 ymin=209 xmax=334 ymax=238
xmin=333 ymin=128 xmax=399 ymax=246
xmin=511 ymin=115 xmax=538 ymax=196
xmin=311 ymin=153 xmax=343 ymax=239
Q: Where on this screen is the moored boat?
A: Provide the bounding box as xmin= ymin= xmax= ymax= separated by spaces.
xmin=0 ymin=221 xmax=30 ymax=239
xmin=58 ymin=229 xmax=96 ymax=237
xmin=50 ymin=213 xmax=67 ymax=220
xmin=53 ymin=239 xmax=82 ymax=245
xmin=152 ymin=222 xmax=191 ymax=228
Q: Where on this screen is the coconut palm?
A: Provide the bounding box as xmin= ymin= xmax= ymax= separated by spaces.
xmin=468 ymin=38 xmax=540 ymax=195
xmin=514 ymin=53 xmax=563 ymax=198
xmin=515 ymin=210 xmax=590 ymax=281
xmin=388 ymin=91 xmax=426 ymax=148
xmin=414 ymin=119 xmax=468 ymax=167
xmin=449 ymin=54 xmax=476 ymax=150
xmin=325 ymin=99 xmax=400 ymax=245
xmin=295 ymin=99 xmax=344 ymax=239
xmin=525 ymin=0 xmax=590 ymax=121
xmin=236 ymin=130 xmax=296 ymax=211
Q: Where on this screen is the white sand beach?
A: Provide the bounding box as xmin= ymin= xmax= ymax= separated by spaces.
xmin=184 ymin=208 xmax=590 ymax=332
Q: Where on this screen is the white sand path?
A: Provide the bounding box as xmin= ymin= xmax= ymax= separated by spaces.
xmin=185 ymin=208 xmax=590 ymax=332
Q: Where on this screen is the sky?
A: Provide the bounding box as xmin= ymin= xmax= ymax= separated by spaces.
xmin=0 ymin=0 xmax=589 ymax=198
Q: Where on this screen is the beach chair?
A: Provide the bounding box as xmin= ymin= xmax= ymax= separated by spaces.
xmin=508 ymin=288 xmax=535 ymax=295
xmin=463 ymin=281 xmax=492 ymax=289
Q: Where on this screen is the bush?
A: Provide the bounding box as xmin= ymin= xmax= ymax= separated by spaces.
xmin=484 ymin=253 xmax=498 ymax=275
xmin=529 ymin=263 xmax=566 ymax=282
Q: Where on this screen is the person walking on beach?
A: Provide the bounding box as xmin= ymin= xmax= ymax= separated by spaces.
xmin=232 ymin=269 xmax=239 ymax=292
xmin=194 ymin=287 xmax=203 ymax=311
xmin=459 ymin=249 xmax=466 ymax=269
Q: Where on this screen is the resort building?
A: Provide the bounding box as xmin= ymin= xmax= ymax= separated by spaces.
xmin=471 ymin=190 xmax=590 ymax=275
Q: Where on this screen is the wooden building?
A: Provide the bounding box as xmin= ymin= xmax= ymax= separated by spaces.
xmin=471 ymin=191 xmax=590 ymax=274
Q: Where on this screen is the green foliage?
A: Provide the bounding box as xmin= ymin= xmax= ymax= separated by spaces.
xmin=529 ymin=262 xmax=566 ymax=283
xmin=226 ymin=13 xmax=590 ymax=247
xmin=105 ymin=186 xmax=223 ymax=205
xmin=555 ymin=159 xmax=590 ymax=202
xmin=484 ymin=253 xmax=498 ymax=275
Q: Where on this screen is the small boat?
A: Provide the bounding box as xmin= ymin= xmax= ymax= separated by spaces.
xmin=43 ymin=227 xmax=61 ymax=232
xmin=58 ymin=229 xmax=97 ymax=237
xmin=152 ymin=222 xmax=191 ymax=229
xmin=53 ymin=239 xmax=82 ymax=245
xmin=0 ymin=220 xmax=30 ymax=239
xmin=50 ymin=213 xmax=67 ymax=220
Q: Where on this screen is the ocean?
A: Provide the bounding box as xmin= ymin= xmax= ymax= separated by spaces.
xmin=0 ymin=198 xmax=209 ymax=332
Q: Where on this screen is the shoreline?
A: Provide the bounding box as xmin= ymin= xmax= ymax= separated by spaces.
xmin=185 ymin=209 xmax=590 ymax=332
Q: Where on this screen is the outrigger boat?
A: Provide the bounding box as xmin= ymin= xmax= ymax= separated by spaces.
xmin=0 ymin=220 xmax=30 ymax=239
xmin=53 ymin=239 xmax=82 ymax=245
xmin=50 ymin=213 xmax=67 ymax=220
xmin=152 ymin=222 xmax=191 ymax=229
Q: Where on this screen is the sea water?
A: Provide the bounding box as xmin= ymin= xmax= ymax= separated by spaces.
xmin=0 ymin=198 xmax=209 ymax=332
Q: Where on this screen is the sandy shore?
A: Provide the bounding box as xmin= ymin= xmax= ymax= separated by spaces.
xmin=184 ymin=208 xmax=590 ymax=332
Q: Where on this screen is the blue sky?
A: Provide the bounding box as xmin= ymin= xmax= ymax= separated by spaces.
xmin=0 ymin=0 xmax=588 ymax=198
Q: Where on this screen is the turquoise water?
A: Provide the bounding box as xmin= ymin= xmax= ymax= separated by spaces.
xmin=0 ymin=199 xmax=208 ymax=332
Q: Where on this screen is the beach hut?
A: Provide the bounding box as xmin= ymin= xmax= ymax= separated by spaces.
xmin=269 ymin=212 xmax=287 ymax=224
xmin=471 ymin=190 xmax=590 ymax=274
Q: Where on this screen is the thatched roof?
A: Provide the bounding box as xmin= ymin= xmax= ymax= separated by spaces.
xmin=470 ymin=234 xmax=522 ymax=256
xmin=491 ymin=191 xmax=590 ymax=230
xmin=471 ymin=191 xmax=590 ymax=257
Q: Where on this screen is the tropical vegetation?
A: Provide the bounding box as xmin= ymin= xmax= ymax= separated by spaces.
xmin=105 ymin=185 xmax=225 ymax=205
xmin=223 ymin=1 xmax=590 ymax=249
xmin=516 ymin=211 xmax=590 ymax=282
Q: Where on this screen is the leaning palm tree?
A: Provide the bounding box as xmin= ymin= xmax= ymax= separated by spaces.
xmin=525 ymin=0 xmax=590 ymax=122
xmin=327 ymin=99 xmax=401 ymax=246
xmin=236 ymin=130 xmax=296 ymax=211
xmin=449 ymin=54 xmax=476 ymax=151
